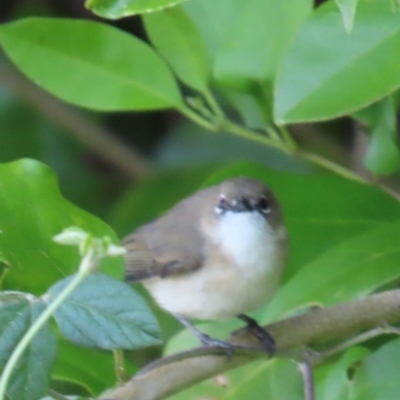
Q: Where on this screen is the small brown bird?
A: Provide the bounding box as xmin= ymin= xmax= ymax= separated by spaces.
xmin=123 ymin=177 xmax=288 ymax=354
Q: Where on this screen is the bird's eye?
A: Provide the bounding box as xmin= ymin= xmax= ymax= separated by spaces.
xmin=258 ymin=196 xmax=270 ymax=213
xmin=218 ymin=197 xmax=229 ymax=209
xmin=215 ymin=196 xmax=229 ymax=214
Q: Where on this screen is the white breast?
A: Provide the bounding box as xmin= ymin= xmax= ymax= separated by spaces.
xmin=144 ymin=211 xmax=286 ymax=320
xmin=212 ymin=211 xmax=276 ymax=277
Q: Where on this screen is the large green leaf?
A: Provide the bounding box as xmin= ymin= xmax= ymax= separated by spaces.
xmin=0 ymin=159 xmax=123 ymax=295
xmin=0 ymin=18 xmax=183 ymax=111
xmin=46 ymin=273 xmax=161 ymax=350
xmin=183 ymin=0 xmax=311 ymax=120
xmin=0 ymin=293 xmax=57 ymax=400
xmin=315 ymin=347 xmax=369 ymax=400
xmin=213 ymin=0 xmax=312 ymax=94
xmin=266 ymin=217 xmax=400 ymax=320
xmin=86 ymin=0 xmax=189 ymax=19
xmin=275 ymin=1 xmax=400 ymax=123
xmin=352 ymin=338 xmax=400 ymax=400
xmin=0 ymin=87 xmax=117 ymax=218
xmin=165 ymin=357 xmax=303 ymax=400
xmin=143 ymin=6 xmax=210 ymax=93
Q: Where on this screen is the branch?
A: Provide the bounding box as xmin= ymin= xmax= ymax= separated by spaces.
xmin=0 ymin=59 xmax=153 ymax=180
xmin=102 ymin=289 xmax=400 ymax=400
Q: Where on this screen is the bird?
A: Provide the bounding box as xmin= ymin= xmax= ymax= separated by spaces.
xmin=123 ymin=177 xmax=288 ymax=355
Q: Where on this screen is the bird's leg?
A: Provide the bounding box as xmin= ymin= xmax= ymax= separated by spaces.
xmin=173 ymin=313 xmax=234 ymax=359
xmin=237 ymin=314 xmax=276 ymax=356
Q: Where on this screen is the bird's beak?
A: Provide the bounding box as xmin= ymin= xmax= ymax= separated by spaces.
xmin=231 ymin=197 xmax=253 ymax=212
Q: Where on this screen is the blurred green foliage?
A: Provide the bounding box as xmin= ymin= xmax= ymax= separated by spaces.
xmin=1 ymin=0 xmax=400 ymax=399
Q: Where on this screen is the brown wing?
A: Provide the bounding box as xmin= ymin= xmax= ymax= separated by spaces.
xmin=122 ymin=197 xmax=205 ymax=282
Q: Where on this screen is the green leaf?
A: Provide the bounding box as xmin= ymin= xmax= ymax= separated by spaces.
xmin=335 ymin=0 xmax=359 ymax=33
xmin=0 ymin=89 xmax=43 ymax=162
xmin=182 ymin=0 xmax=311 ymax=120
xmin=53 ymin=336 xmax=137 ymax=396
xmin=183 ymin=0 xmax=241 ymax=59
xmin=315 ymin=347 xmax=369 ymax=400
xmin=275 ymin=1 xmax=400 ymax=123
xmin=86 ymin=0 xmax=188 ymax=19
xmin=143 ymin=6 xmax=210 ymax=93
xmin=266 ymin=218 xmax=400 ymax=319
xmin=46 ymin=273 xmax=161 ymax=350
xmin=0 ymin=87 xmax=115 ymax=219
xmin=166 ymin=358 xmax=303 ymax=400
xmin=0 ymin=159 xmax=123 ymax=295
xmin=0 ymin=18 xmax=183 ymax=111
xmin=355 ymin=97 xmax=400 ymax=175
xmin=0 ymin=292 xmax=57 ymax=400
xmin=352 ymin=338 xmax=400 ymax=400
xmin=213 ymin=0 xmax=312 ymax=93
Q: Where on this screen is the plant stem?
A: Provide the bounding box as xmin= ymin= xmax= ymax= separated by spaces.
xmin=277 ymin=125 xmax=297 ymax=151
xmin=203 ymin=90 xmax=225 ymax=120
xmin=180 ymin=105 xmax=396 ymax=196
xmin=298 ymin=150 xmax=367 ymax=183
xmin=222 ymin=120 xmax=289 ymax=151
xmin=0 ymin=250 xmax=95 ymax=400
xmin=113 ymin=350 xmax=129 ymax=383
xmin=180 ymin=107 xmax=217 ymax=131
xmin=46 ymin=389 xmax=71 ymax=400
xmin=264 ymin=123 xmax=283 ymax=142
xmin=297 ymin=359 xmax=315 ymax=400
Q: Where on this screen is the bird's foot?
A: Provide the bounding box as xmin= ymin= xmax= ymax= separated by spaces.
xmin=237 ymin=314 xmax=275 ymax=356
xmin=173 ymin=313 xmax=234 ymax=359
xmin=197 ymin=332 xmax=235 ymax=359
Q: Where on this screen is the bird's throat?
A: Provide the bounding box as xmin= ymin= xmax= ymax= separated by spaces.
xmin=207 ymin=211 xmax=278 ymax=277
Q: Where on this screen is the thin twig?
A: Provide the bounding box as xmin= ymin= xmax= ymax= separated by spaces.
xmin=46 ymin=389 xmax=72 ymax=400
xmin=297 ymin=358 xmax=315 ymax=400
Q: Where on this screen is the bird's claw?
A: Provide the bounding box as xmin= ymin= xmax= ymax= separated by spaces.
xmin=238 ymin=314 xmax=276 ymax=356
xmin=199 ymin=333 xmax=235 ymax=360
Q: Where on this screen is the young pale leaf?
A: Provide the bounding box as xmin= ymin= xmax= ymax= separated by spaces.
xmin=0 ymin=293 xmax=57 ymax=400
xmin=355 ymin=97 xmax=400 ymax=175
xmin=275 ymin=1 xmax=400 ymax=123
xmin=335 ymin=0 xmax=359 ymax=33
xmin=46 ymin=273 xmax=161 ymax=350
xmin=0 ymin=18 xmax=183 ymax=111
xmin=352 ymin=339 xmax=400 ymax=400
xmin=0 ymin=159 xmax=123 ymax=296
xmin=86 ymin=0 xmax=188 ymax=19
xmin=143 ymin=6 xmax=210 ymax=93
